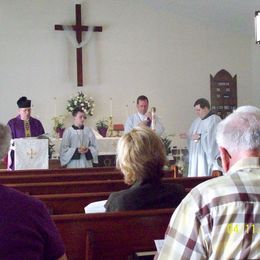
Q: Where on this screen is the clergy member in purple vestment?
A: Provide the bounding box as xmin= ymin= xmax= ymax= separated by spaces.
xmin=7 ymin=96 xmax=45 ymax=169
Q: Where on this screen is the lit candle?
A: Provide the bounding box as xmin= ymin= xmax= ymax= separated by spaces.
xmin=110 ymin=97 xmax=113 ymax=117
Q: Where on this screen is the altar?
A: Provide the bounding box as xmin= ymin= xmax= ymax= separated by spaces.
xmin=51 ymin=130 xmax=120 ymax=167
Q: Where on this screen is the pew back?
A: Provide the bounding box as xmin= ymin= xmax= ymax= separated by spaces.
xmin=0 ymin=166 xmax=118 ymax=175
xmin=34 ymin=192 xmax=111 ymax=214
xmin=0 ymin=171 xmax=123 ymax=184
xmin=6 ymin=177 xmax=213 ymax=195
xmin=53 ymin=208 xmax=174 ymax=260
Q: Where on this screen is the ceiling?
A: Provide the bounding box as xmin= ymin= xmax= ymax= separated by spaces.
xmin=144 ymin=0 xmax=260 ymax=36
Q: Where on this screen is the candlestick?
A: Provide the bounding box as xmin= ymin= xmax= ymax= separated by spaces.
xmin=132 ymin=100 xmax=135 ymax=114
xmin=125 ymin=104 xmax=129 ymax=118
xmin=54 ymin=97 xmax=57 ymax=117
xmin=107 ymin=115 xmax=113 ymax=137
xmin=110 ymin=97 xmax=113 ymax=117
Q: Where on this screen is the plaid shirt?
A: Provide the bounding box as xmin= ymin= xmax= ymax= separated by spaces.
xmin=157 ymin=157 xmax=260 ymax=260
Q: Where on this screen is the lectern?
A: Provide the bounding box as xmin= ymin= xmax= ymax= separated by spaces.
xmin=14 ymin=138 xmax=48 ymax=170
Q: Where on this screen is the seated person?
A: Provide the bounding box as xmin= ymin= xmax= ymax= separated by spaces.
xmin=105 ymin=126 xmax=185 ymax=211
xmin=0 ymin=123 xmax=66 ymax=259
xmin=157 ymin=106 xmax=260 ymax=259
xmin=60 ymin=107 xmax=98 ymax=168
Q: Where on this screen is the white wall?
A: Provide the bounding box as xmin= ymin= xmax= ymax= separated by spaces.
xmin=0 ymin=0 xmax=258 ymax=147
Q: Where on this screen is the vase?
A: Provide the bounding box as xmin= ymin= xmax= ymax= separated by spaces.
xmin=56 ymin=128 xmax=65 ymax=138
xmin=97 ymin=127 xmax=108 ymax=137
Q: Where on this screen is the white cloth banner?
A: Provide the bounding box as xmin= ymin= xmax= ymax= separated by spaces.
xmin=14 ymin=138 xmax=48 ymax=170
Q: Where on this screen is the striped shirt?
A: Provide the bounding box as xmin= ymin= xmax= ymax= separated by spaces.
xmin=157 ymin=157 xmax=260 ymax=260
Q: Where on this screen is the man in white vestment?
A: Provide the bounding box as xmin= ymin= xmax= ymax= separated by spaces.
xmin=180 ymin=98 xmax=222 ymax=177
xmin=124 ymin=95 xmax=165 ymax=136
xmin=60 ymin=107 xmax=98 ymax=168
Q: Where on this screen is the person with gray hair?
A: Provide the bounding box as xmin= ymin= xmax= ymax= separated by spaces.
xmin=157 ymin=105 xmax=260 ymax=259
xmin=0 ymin=123 xmax=67 ymax=259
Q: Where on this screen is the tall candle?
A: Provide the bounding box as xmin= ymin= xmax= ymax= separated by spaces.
xmin=125 ymin=104 xmax=129 ymax=118
xmin=132 ymin=100 xmax=135 ymax=114
xmin=54 ymin=97 xmax=57 ymax=117
xmin=110 ymin=97 xmax=113 ymax=117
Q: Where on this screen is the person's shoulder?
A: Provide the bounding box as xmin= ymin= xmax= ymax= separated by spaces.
xmin=0 ymin=184 xmax=45 ymax=212
xmin=188 ymin=174 xmax=238 ymax=205
xmin=30 ymin=116 xmax=42 ymax=123
xmin=84 ymin=126 xmax=94 ymax=133
xmin=126 ymin=113 xmax=137 ymax=121
xmin=163 ymin=182 xmax=185 ymax=194
xmin=206 ymin=113 xmax=222 ymax=122
xmin=7 ymin=117 xmax=17 ymax=125
xmin=107 ymin=188 xmax=133 ymax=205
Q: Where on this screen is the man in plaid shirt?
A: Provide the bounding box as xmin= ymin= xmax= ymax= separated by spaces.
xmin=157 ymin=105 xmax=260 ymax=259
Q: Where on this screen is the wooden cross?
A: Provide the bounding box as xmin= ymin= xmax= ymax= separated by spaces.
xmin=27 ymin=148 xmax=37 ymax=159
xmin=54 ymin=4 xmax=102 ymax=86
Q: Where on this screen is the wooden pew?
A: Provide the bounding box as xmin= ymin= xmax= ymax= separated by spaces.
xmin=0 ymin=171 xmax=123 ymax=184
xmin=0 ymin=166 xmax=118 ymax=175
xmin=6 ymin=177 xmax=213 ymax=195
xmin=0 ymin=170 xmax=173 ymax=184
xmin=53 ymin=208 xmax=174 ymax=260
xmin=34 ymin=192 xmax=111 ymax=215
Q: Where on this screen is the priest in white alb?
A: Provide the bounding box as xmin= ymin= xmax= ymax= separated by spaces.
xmin=180 ymin=98 xmax=222 ymax=177
xmin=60 ymin=107 xmax=98 ymax=168
xmin=124 ymin=95 xmax=165 ymax=136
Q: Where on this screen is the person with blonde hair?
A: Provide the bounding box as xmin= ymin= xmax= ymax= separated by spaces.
xmin=0 ymin=123 xmax=67 ymax=259
xmin=104 ymin=126 xmax=185 ymax=212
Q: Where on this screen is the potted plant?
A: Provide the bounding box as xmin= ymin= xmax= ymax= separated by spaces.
xmin=52 ymin=115 xmax=66 ymax=138
xmin=96 ymin=119 xmax=109 ymax=137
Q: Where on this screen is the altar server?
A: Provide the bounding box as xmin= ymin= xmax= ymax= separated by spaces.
xmin=180 ymin=98 xmax=222 ymax=177
xmin=124 ymin=95 xmax=165 ymax=136
xmin=60 ymin=107 xmax=98 ymax=168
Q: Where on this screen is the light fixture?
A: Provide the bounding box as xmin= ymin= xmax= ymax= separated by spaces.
xmin=255 ymin=11 xmax=260 ymax=44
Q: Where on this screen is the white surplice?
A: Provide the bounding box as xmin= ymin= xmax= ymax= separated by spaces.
xmin=124 ymin=113 xmax=165 ymax=136
xmin=59 ymin=126 xmax=98 ymax=168
xmin=187 ymin=114 xmax=222 ymax=177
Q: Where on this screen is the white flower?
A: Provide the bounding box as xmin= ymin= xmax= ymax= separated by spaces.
xmin=66 ymin=91 xmax=94 ymax=116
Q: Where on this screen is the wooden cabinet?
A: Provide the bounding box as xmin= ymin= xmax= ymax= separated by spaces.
xmin=210 ymin=69 xmax=237 ymax=119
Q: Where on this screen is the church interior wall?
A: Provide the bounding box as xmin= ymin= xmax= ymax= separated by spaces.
xmin=0 ymin=0 xmax=259 ymax=148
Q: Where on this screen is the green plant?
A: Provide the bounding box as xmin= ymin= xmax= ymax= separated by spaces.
xmin=96 ymin=119 xmax=109 ymax=129
xmin=161 ymin=134 xmax=175 ymax=155
xmin=52 ymin=115 xmax=65 ymax=132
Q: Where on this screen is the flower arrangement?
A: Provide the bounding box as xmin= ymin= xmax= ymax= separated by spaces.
xmin=66 ymin=91 xmax=95 ymax=116
xmin=52 ymin=115 xmax=66 ymax=132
